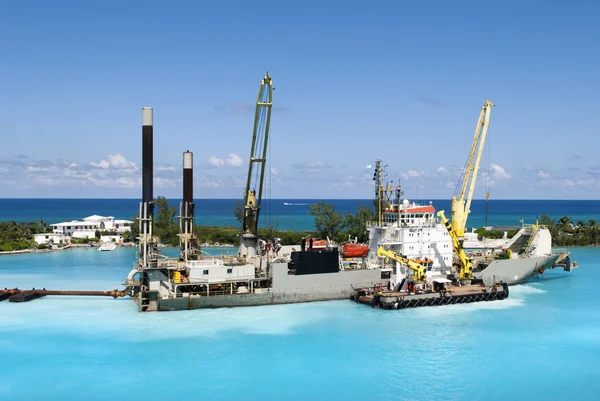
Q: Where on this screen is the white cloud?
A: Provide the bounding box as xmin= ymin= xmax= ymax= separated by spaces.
xmin=294 ymin=161 xmax=329 ymax=169
xmin=207 ymin=156 xmax=225 ymax=167
xmin=490 ymin=164 xmax=511 ymax=180
xmin=156 ymin=166 xmax=176 ymax=172
xmin=26 ymin=166 xmax=49 ymax=172
xmin=154 ymin=177 xmax=178 ymax=188
xmin=207 ymin=153 xmax=243 ymax=168
xmin=90 ymin=154 xmax=137 ymax=171
xmin=116 ymin=177 xmax=139 ymax=188
xmin=437 ymin=167 xmax=446 ymax=174
xmin=537 ymin=170 xmax=550 ymax=179
xmin=271 ymin=168 xmax=279 ymax=176
xmin=226 ymin=153 xmax=243 ymax=167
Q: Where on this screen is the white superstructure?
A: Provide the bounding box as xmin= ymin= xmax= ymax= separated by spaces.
xmin=367 ymin=198 xmax=454 ymax=289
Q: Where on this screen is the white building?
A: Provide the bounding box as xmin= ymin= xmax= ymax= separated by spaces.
xmin=33 ymin=233 xmax=69 ymax=245
xmin=81 ymin=215 xmax=132 ymax=233
xmin=48 ymin=215 xmax=132 ymax=241
xmin=51 ymin=221 xmax=97 ymax=238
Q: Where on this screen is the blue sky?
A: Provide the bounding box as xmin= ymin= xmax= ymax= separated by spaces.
xmin=1 ymin=0 xmax=599 ymax=199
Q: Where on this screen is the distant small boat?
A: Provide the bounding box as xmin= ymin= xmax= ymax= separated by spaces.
xmin=98 ymin=242 xmax=117 ymax=252
xmin=283 ymin=202 xmax=309 ymax=206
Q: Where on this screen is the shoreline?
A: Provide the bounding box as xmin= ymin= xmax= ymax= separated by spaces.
xmin=0 ymin=242 xmax=237 ymax=256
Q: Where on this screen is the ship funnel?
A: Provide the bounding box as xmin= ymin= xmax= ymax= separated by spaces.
xmin=183 ymin=151 xmax=193 ymax=203
xmin=142 ymin=107 xmax=153 ymax=204
xmin=182 ymin=151 xmax=194 ymax=234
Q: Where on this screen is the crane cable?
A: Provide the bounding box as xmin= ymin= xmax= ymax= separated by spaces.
xmin=268 ymin=118 xmax=272 ymax=232
xmin=485 ymin=123 xmax=491 ymax=228
xmin=483 ymin=122 xmax=491 ymax=252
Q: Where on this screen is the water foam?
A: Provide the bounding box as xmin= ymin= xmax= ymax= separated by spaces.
xmin=0 ymin=296 xmax=336 ymax=340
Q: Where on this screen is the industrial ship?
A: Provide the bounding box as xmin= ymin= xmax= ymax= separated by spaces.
xmin=125 ymin=74 xmax=389 ymax=312
xmin=364 ymin=100 xmax=576 ymax=289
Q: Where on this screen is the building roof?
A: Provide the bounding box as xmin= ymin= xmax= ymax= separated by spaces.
xmin=82 ymin=215 xmax=110 ymax=221
xmin=114 ymin=219 xmax=132 ymax=224
xmin=52 ymin=221 xmax=99 ymax=227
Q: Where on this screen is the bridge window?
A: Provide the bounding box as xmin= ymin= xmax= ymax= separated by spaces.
xmin=227 ymin=268 xmax=233 ymax=274
xmin=203 ymin=270 xmax=209 ymax=275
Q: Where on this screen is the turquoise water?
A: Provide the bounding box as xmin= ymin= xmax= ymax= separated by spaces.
xmin=2 ymin=198 xmax=600 ymax=231
xmin=1 ymin=247 xmax=599 ymax=400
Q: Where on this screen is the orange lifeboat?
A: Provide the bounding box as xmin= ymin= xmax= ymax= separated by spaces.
xmin=304 ymin=238 xmax=328 ymax=250
xmin=342 ymin=243 xmax=370 ymax=258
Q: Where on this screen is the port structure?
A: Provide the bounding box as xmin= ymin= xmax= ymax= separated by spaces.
xmin=138 ymin=106 xmax=160 ymax=269
xmin=376 ymin=246 xmax=428 ymax=284
xmin=179 ymin=151 xmax=200 ymax=262
xmin=438 ymin=100 xmax=494 ymax=282
xmin=238 ymin=72 xmax=273 ymax=259
xmin=372 ymin=159 xmax=393 ymax=226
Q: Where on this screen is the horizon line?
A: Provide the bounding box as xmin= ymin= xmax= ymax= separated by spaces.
xmin=0 ymin=197 xmax=598 ymax=201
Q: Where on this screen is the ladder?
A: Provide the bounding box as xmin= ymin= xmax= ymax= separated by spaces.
xmin=522 ymin=224 xmax=539 ymax=256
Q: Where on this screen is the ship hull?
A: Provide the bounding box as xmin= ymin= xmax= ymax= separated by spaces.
xmin=152 ymin=262 xmax=388 ymax=311
xmin=475 ymin=255 xmax=559 ymax=285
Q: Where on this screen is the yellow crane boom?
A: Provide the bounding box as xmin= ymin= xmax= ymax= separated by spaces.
xmin=451 ymin=100 xmax=495 ymax=240
xmin=377 ymin=246 xmax=428 ymax=283
xmin=436 ymin=210 xmax=473 ymax=280
xmin=438 ymin=100 xmax=494 ymax=281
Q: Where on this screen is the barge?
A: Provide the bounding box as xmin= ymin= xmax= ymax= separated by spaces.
xmin=352 ymin=281 xmax=509 ymax=310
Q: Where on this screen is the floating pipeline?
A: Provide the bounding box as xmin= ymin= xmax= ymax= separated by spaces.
xmin=1 ymin=288 xmax=127 ymax=303
xmin=351 ymin=283 xmax=509 ymax=310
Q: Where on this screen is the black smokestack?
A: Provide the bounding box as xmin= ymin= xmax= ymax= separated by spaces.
xmin=183 ymin=151 xmax=194 ymax=233
xmin=142 ymin=107 xmax=153 ymax=204
xmin=183 ymin=151 xmax=193 ymax=204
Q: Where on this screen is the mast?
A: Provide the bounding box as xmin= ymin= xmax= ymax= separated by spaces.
xmin=238 ymin=72 xmax=274 ymax=258
xmin=372 ymin=159 xmax=394 ymax=226
xmin=373 ymin=159 xmax=385 ymax=225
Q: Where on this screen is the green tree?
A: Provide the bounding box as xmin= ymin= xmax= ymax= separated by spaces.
xmin=122 ymin=213 xmax=139 ymax=243
xmin=154 ymin=196 xmax=179 ymax=246
xmin=343 ymin=205 xmax=376 ymax=243
xmin=309 ymin=201 xmax=344 ymax=242
xmin=232 ymin=199 xmax=244 ymax=226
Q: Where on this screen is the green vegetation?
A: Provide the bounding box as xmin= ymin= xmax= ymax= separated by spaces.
xmin=125 ymin=197 xmax=311 ymax=247
xmin=0 ymin=221 xmax=52 ymax=252
xmin=476 ymin=214 xmax=600 ymax=246
xmin=539 ymin=214 xmax=600 ymax=246
xmin=309 ymin=201 xmax=375 ymax=243
xmin=70 ymin=237 xmax=99 ymax=245
xmin=475 ymin=227 xmax=519 ymax=240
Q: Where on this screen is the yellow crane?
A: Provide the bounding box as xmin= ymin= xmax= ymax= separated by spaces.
xmin=436 ymin=210 xmax=473 ymax=279
xmin=437 ymin=100 xmax=494 ymax=281
xmin=377 ymin=246 xmax=428 ymax=283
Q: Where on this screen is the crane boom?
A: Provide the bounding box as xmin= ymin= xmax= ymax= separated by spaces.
xmin=451 ymin=100 xmax=495 ymax=239
xmin=436 ymin=210 xmax=473 ymax=280
xmin=238 ymin=72 xmax=273 ymax=258
xmin=377 ymin=246 xmax=428 ymax=282
xmin=242 ymin=72 xmax=273 ymax=235
xmin=438 ymin=100 xmax=493 ymax=281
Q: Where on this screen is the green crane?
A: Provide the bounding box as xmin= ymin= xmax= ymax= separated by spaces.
xmin=238 ymin=72 xmax=273 ymax=258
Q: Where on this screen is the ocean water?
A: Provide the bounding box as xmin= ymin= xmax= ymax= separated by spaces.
xmin=1 ymin=198 xmax=600 ymax=231
xmin=0 ymin=246 xmax=599 ymax=400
